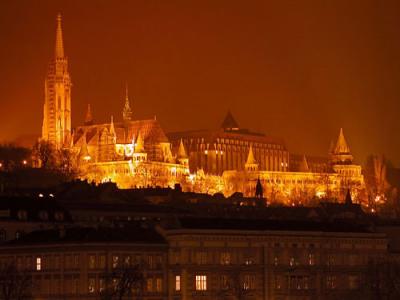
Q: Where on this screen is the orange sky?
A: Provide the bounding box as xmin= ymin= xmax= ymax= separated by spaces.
xmin=1 ymin=0 xmax=400 ymax=165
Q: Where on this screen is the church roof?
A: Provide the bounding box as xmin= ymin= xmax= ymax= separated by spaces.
xmin=74 ymin=119 xmax=169 ymax=146
xmin=221 ymin=111 xmax=239 ymax=130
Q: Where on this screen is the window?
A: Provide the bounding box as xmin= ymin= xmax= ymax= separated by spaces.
xmin=156 ymin=278 xmax=162 ymax=292
xmin=195 ymin=252 xmax=207 ymax=265
xmin=220 ymin=275 xmax=229 ymax=290
xmin=195 ymin=275 xmax=207 ymax=291
xmin=308 ymin=253 xmax=315 ymax=266
xmin=99 ymin=255 xmax=106 ymax=269
xmin=88 ymin=278 xmax=95 ymax=293
xmin=88 ymin=255 xmax=96 ymax=269
xmin=326 ymin=275 xmax=336 ymax=289
xmin=175 ymin=275 xmax=181 ymax=291
xmin=99 ymin=278 xmax=105 ymax=292
xmin=147 ymin=278 xmax=153 ymax=292
xmin=112 ymin=255 xmax=119 ymax=268
xmin=220 ymin=252 xmax=231 ymax=265
xmin=348 ymin=275 xmax=359 ymax=289
xmin=243 ymin=275 xmax=255 ymax=290
xmin=36 ymin=257 xmax=41 ymax=271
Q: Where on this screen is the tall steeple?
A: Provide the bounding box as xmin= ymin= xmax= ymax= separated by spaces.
xmin=42 ymin=14 xmax=71 ymax=149
xmin=55 ymin=14 xmax=64 ymax=59
xmin=122 ymin=84 xmax=133 ymax=122
xmin=84 ymin=104 xmax=93 ymax=125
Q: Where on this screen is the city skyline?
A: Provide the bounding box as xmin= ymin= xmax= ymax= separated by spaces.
xmin=1 ymin=1 xmax=400 ymax=165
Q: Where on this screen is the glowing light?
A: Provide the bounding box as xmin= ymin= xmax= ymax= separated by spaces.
xmin=316 ymin=191 xmax=326 ymax=198
xmin=204 ymin=150 xmax=208 ymax=155
xmin=49 ymin=193 xmax=54 ymax=198
xmin=0 ymin=163 xmax=2 ymax=168
xmin=83 ymin=155 xmax=91 ymax=162
xmin=22 ymin=160 xmax=27 ymax=165
xmin=38 ymin=193 xmax=44 ymax=198
xmin=220 ymin=151 xmax=223 ymax=155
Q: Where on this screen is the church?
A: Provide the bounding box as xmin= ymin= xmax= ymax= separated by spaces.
xmin=40 ymin=15 xmax=365 ymax=204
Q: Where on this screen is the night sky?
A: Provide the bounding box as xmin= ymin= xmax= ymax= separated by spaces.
xmin=1 ymin=0 xmax=400 ymax=165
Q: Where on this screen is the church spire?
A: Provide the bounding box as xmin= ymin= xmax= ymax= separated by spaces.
xmin=245 ymin=144 xmax=258 ymax=171
xmin=84 ymin=104 xmax=93 ymax=125
xmin=134 ymin=131 xmax=145 ymax=153
xmin=177 ymin=139 xmax=188 ymax=159
xmin=123 ymin=84 xmax=133 ymax=122
xmin=55 ymin=13 xmax=64 ymax=59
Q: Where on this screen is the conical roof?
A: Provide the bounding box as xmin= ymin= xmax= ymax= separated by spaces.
xmin=55 ymin=14 xmax=64 ymax=58
xmin=299 ymin=155 xmax=310 ymax=172
xmin=334 ymin=128 xmax=351 ymax=154
xmin=177 ymin=139 xmax=188 ymax=159
xmin=221 ymin=111 xmax=239 ymax=130
xmin=135 ymin=131 xmax=145 ymax=153
xmin=246 ymin=144 xmax=257 ymax=165
xmin=79 ymin=134 xmax=90 ymax=159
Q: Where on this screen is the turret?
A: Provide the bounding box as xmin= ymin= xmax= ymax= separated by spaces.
xmin=132 ymin=131 xmax=147 ymax=163
xmin=331 ymin=128 xmax=353 ymax=164
xmin=245 ymin=144 xmax=258 ymax=172
xmin=84 ymin=104 xmax=93 ymax=125
xmin=177 ymin=139 xmax=189 ymax=167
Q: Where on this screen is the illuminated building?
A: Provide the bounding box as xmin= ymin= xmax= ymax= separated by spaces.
xmin=168 ymin=111 xmax=289 ymax=175
xmin=41 ymin=14 xmax=72 ymax=149
xmin=39 ymin=15 xmax=365 ymax=204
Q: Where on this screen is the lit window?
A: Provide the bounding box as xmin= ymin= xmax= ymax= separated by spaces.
xmin=88 ymin=255 xmax=96 ymax=269
xmin=88 ymin=278 xmax=95 ymax=293
xmin=112 ymin=255 xmax=119 ymax=268
xmin=175 ymin=275 xmax=181 ymax=291
xmin=147 ymin=278 xmax=153 ymax=292
xmin=195 ymin=275 xmax=207 ymax=291
xmin=326 ymin=275 xmax=336 ymax=289
xmin=36 ymin=257 xmax=41 ymax=271
xmin=243 ymin=275 xmax=255 ymax=290
xmin=156 ymin=278 xmax=162 ymax=292
xmin=220 ymin=252 xmax=231 ymax=265
xmin=308 ymin=253 xmax=315 ymax=266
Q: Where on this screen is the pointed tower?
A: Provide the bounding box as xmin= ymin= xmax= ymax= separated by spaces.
xmin=122 ymin=84 xmax=133 ymax=122
xmin=177 ymin=139 xmax=189 ymax=167
xmin=42 ymin=14 xmax=72 ymax=149
xmin=245 ymin=144 xmax=258 ymax=172
xmin=255 ymin=177 xmax=263 ymax=199
xmin=299 ymin=155 xmax=310 ymax=172
xmin=331 ymin=128 xmax=353 ymax=164
xmin=84 ymin=104 xmax=93 ymax=125
xmin=221 ymin=111 xmax=239 ymax=131
xmin=109 ymin=116 xmax=116 ymax=143
xmin=78 ymin=133 xmax=91 ymax=162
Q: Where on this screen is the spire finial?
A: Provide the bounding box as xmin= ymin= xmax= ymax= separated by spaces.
xmin=122 ymin=84 xmax=132 ymax=122
xmin=55 ymin=13 xmax=64 ymax=58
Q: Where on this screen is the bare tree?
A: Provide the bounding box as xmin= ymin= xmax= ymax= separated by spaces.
xmin=100 ymin=264 xmax=145 ymax=300
xmin=32 ymin=140 xmax=55 ymax=169
xmin=0 ymin=262 xmax=32 ymax=300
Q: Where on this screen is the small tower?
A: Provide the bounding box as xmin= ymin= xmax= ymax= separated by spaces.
xmin=122 ymin=85 xmax=133 ymax=122
xmin=84 ymin=104 xmax=93 ymax=125
xmin=245 ymin=144 xmax=258 ymax=172
xmin=331 ymin=128 xmax=353 ymax=164
xmin=177 ymin=139 xmax=189 ymax=167
xmin=132 ymin=131 xmax=147 ymax=163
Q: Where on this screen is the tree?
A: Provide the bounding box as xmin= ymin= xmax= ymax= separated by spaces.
xmin=32 ymin=140 xmax=55 ymax=169
xmin=100 ymin=264 xmax=145 ymax=300
xmin=0 ymin=262 xmax=32 ymax=300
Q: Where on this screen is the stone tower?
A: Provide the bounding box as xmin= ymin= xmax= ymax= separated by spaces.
xmin=42 ymin=14 xmax=71 ymax=149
